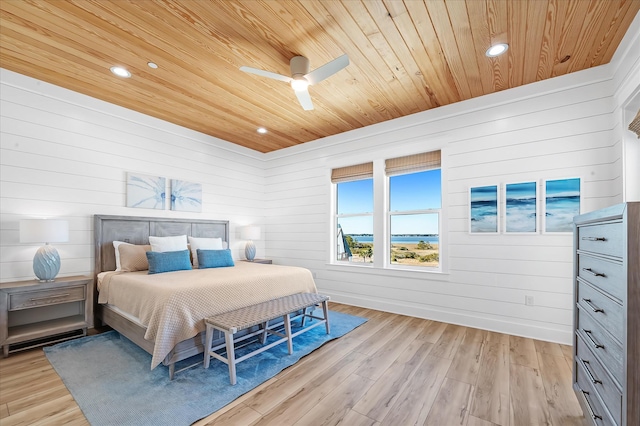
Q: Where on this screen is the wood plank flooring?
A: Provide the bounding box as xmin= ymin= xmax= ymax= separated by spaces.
xmin=0 ymin=303 xmax=587 ymax=426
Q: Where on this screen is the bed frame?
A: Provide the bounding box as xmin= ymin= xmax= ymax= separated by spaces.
xmin=94 ymin=214 xmax=230 ymax=379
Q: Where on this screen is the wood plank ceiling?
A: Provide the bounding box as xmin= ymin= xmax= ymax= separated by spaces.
xmin=1 ymin=1 xmax=638 ymax=153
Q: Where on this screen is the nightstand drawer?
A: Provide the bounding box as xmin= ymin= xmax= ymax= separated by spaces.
xmin=577 ymin=254 xmax=624 ymax=302
xmin=576 ymin=334 xmax=622 ymax=425
xmin=576 ymin=279 xmax=623 ymax=344
xmin=577 ymin=307 xmax=623 ymax=386
xmin=577 ymin=222 xmax=623 ymax=258
xmin=9 ymin=286 xmax=85 ymax=311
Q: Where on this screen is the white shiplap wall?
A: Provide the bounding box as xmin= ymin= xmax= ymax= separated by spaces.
xmin=0 ymin=69 xmax=266 ymax=282
xmin=263 ymin=14 xmax=640 ymax=345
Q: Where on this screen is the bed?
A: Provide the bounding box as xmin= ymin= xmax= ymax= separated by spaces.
xmin=94 ymin=214 xmax=317 ymax=378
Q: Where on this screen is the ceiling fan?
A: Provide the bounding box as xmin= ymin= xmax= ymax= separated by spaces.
xmin=240 ymin=54 xmax=349 ymax=111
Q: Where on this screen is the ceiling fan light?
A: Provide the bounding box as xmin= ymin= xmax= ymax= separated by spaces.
xmin=291 ymin=77 xmax=309 ymax=91
xmin=486 ymin=43 xmax=509 ymax=57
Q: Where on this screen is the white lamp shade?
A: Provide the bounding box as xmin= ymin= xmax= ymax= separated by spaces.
xmin=20 ymin=219 xmax=69 ymax=243
xmin=241 ymin=226 xmax=261 ymax=241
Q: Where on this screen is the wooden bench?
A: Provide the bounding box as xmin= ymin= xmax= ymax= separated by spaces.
xmin=203 ymin=292 xmax=330 ymax=385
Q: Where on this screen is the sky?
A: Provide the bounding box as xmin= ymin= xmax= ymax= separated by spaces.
xmin=337 ymin=169 xmax=441 ymax=235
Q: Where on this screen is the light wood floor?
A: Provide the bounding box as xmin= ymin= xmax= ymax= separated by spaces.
xmin=0 ymin=303 xmax=587 ymax=426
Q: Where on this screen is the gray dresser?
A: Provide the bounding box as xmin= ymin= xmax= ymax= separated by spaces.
xmin=573 ymin=202 xmax=639 ymax=426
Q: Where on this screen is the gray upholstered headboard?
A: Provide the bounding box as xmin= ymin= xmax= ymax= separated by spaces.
xmin=94 ymin=214 xmax=229 ymax=274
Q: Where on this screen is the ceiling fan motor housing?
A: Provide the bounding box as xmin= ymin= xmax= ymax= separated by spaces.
xmin=290 ymin=56 xmax=310 ymax=79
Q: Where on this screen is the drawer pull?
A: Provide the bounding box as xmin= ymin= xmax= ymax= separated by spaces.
xmin=580 ymin=359 xmax=602 ymax=384
xmin=29 ymin=293 xmax=70 ymax=302
xmin=582 ymin=268 xmax=605 ymax=277
xmin=581 ymin=236 xmax=606 ymax=242
xmin=582 ymin=298 xmax=604 ymax=313
xmin=581 ymin=390 xmax=603 ymax=421
xmin=583 ymin=329 xmax=605 ymax=349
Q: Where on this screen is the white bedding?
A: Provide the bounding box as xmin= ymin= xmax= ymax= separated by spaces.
xmin=98 ymin=262 xmax=317 ymax=368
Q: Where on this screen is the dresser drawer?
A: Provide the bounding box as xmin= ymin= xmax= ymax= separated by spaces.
xmin=9 ymin=286 xmax=85 ymax=311
xmin=577 ymin=222 xmax=623 ymax=258
xmin=576 ymin=307 xmax=623 ymax=386
xmin=576 ymin=334 xmax=622 ymax=425
xmin=576 ymin=360 xmax=617 ymax=426
xmin=577 ymin=255 xmax=624 ymax=302
xmin=576 ymin=279 xmax=624 ymax=344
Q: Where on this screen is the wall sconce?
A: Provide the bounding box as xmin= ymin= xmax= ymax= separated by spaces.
xmin=20 ymin=219 xmax=69 ymax=281
xmin=241 ymin=226 xmax=261 ymax=261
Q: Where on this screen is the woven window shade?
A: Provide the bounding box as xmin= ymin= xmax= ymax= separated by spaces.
xmin=331 ymin=162 xmax=373 ymax=183
xmin=385 ymin=150 xmax=441 ymax=176
xmin=629 ymin=109 xmax=640 ymax=138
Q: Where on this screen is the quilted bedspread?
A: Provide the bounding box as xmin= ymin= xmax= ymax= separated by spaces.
xmin=98 ymin=262 xmax=317 ymax=368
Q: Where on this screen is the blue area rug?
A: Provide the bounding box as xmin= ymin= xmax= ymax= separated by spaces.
xmin=44 ymin=310 xmax=366 ymax=426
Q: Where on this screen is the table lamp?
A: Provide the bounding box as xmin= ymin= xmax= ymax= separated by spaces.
xmin=241 ymin=226 xmax=261 ymax=261
xmin=20 ymin=219 xmax=69 ymax=281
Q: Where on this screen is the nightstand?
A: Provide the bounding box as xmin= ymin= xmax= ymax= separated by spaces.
xmin=242 ymin=259 xmax=272 ymax=264
xmin=0 ymin=275 xmax=93 ymax=357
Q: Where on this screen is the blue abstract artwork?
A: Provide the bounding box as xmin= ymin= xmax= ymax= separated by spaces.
xmin=545 ymin=178 xmax=580 ymax=232
xmin=470 ymin=185 xmax=498 ymax=233
xmin=171 ymin=179 xmax=202 ymax=212
xmin=505 ymin=182 xmax=537 ymax=233
xmin=126 ymin=173 xmax=166 ymax=209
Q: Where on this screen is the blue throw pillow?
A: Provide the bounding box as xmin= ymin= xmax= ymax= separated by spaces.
xmin=146 ymin=250 xmax=192 ymax=274
xmin=197 ymin=249 xmax=235 ymax=269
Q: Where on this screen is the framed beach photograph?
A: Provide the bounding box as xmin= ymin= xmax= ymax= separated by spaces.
xmin=504 ymin=181 xmax=538 ymax=233
xmin=126 ymin=173 xmax=166 ymax=210
xmin=170 ymin=179 xmax=202 ymax=212
xmin=469 ymin=185 xmax=499 ymax=234
xmin=543 ymin=178 xmax=581 ymax=233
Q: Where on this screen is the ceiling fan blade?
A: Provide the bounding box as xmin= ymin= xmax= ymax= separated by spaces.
xmin=294 ymin=88 xmax=314 ymax=110
xmin=305 ymin=54 xmax=349 ymax=85
xmin=239 ymin=66 xmax=292 ymax=83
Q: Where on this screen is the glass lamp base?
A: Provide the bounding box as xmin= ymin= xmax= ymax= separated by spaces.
xmin=33 ymin=244 xmax=61 ymax=282
xmin=245 ymin=240 xmax=256 ymax=261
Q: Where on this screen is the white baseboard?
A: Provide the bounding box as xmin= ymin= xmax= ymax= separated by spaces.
xmin=324 ymin=291 xmax=573 ymax=346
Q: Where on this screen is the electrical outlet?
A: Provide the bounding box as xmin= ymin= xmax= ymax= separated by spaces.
xmin=525 ymin=295 xmax=534 ymax=306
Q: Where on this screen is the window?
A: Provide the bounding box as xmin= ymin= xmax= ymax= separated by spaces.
xmin=333 ymin=163 xmax=373 ymax=264
xmin=332 ymin=151 xmax=442 ymax=271
xmin=387 ymin=151 xmax=441 ymax=270
xmin=389 ymin=170 xmax=441 ymax=268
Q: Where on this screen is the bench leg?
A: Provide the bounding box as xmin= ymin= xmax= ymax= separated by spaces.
xmin=322 ymin=301 xmax=330 ymax=334
xmin=204 ymin=324 xmax=214 ymax=369
xmin=225 ymin=331 xmax=237 ymax=385
xmin=284 ymin=313 xmax=293 ymax=354
xmin=260 ymin=321 xmax=268 ymax=344
xmin=300 ymin=307 xmax=307 ymax=327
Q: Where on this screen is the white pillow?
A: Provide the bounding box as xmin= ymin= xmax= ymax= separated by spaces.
xmin=188 ymin=236 xmax=223 ymax=268
xmin=149 ymin=235 xmax=188 ymax=253
xmin=113 ymin=241 xmax=132 ymax=271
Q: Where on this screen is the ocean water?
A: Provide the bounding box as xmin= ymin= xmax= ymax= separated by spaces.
xmin=545 ymin=195 xmax=580 ymax=232
xmin=505 ymin=197 xmax=537 ymax=232
xmin=348 ymin=235 xmax=439 ymax=244
xmin=470 ymin=199 xmax=498 ymax=232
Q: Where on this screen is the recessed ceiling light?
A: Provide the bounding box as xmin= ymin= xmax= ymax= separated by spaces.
xmin=147 ymin=62 xmax=158 ymax=69
xmin=486 ymin=43 xmax=509 ymax=57
xmin=110 ymin=66 xmax=131 ymax=78
xmin=257 ymin=127 xmax=267 ymax=134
